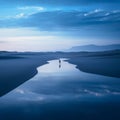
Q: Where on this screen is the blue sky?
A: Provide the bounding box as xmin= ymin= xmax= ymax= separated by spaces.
xmin=0 ymin=0 xmax=120 ymax=51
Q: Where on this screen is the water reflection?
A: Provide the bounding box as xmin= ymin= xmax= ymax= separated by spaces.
xmin=0 ymin=59 xmax=120 ymax=120
xmin=0 ymin=58 xmax=120 ymax=102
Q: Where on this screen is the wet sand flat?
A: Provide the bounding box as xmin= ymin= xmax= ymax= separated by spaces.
xmin=0 ymin=50 xmax=120 ymax=97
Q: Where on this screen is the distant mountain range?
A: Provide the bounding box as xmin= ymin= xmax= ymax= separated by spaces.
xmin=67 ymin=44 xmax=120 ymax=52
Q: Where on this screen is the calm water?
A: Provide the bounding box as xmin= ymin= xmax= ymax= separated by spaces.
xmin=0 ymin=59 xmax=120 ymax=120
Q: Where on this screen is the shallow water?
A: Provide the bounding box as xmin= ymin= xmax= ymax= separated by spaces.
xmin=0 ymin=59 xmax=120 ymax=120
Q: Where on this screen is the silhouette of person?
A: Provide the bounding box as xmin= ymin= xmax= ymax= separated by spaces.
xmin=59 ymin=59 xmax=61 ymax=68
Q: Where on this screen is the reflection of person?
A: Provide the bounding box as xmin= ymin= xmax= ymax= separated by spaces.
xmin=59 ymin=64 xmax=61 ymax=68
xmin=59 ymin=59 xmax=61 ymax=68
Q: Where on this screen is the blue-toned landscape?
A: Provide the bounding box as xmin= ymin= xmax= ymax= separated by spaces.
xmin=0 ymin=0 xmax=120 ymax=120
xmin=0 ymin=51 xmax=120 ymax=120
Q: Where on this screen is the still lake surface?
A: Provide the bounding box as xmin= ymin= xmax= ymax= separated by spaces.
xmin=0 ymin=59 xmax=120 ymax=120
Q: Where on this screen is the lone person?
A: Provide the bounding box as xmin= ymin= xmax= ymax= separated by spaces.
xmin=59 ymin=59 xmax=61 ymax=64
xmin=59 ymin=59 xmax=61 ymax=68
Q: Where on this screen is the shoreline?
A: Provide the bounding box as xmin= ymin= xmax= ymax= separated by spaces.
xmin=67 ymin=57 xmax=120 ymax=78
xmin=0 ymin=50 xmax=120 ymax=96
xmin=0 ymin=53 xmax=56 ymax=97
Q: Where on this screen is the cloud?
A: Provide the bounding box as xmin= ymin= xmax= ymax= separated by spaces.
xmin=0 ymin=41 xmax=6 ymax=43
xmin=84 ymin=9 xmax=103 ymax=16
xmin=0 ymin=9 xmax=120 ymax=29
xmin=0 ymin=9 xmax=120 ymax=40
xmin=18 ymin=6 xmax=44 ymax=11
xmin=16 ymin=89 xmax=25 ymax=94
xmin=13 ymin=6 xmax=45 ymax=19
xmin=18 ymin=10 xmax=120 ymax=30
xmin=15 ymin=13 xmax=26 ymax=19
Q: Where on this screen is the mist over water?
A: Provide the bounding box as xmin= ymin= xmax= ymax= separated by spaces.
xmin=0 ymin=59 xmax=120 ymax=120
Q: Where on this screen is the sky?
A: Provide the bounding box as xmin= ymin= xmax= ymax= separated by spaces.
xmin=0 ymin=0 xmax=120 ymax=51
